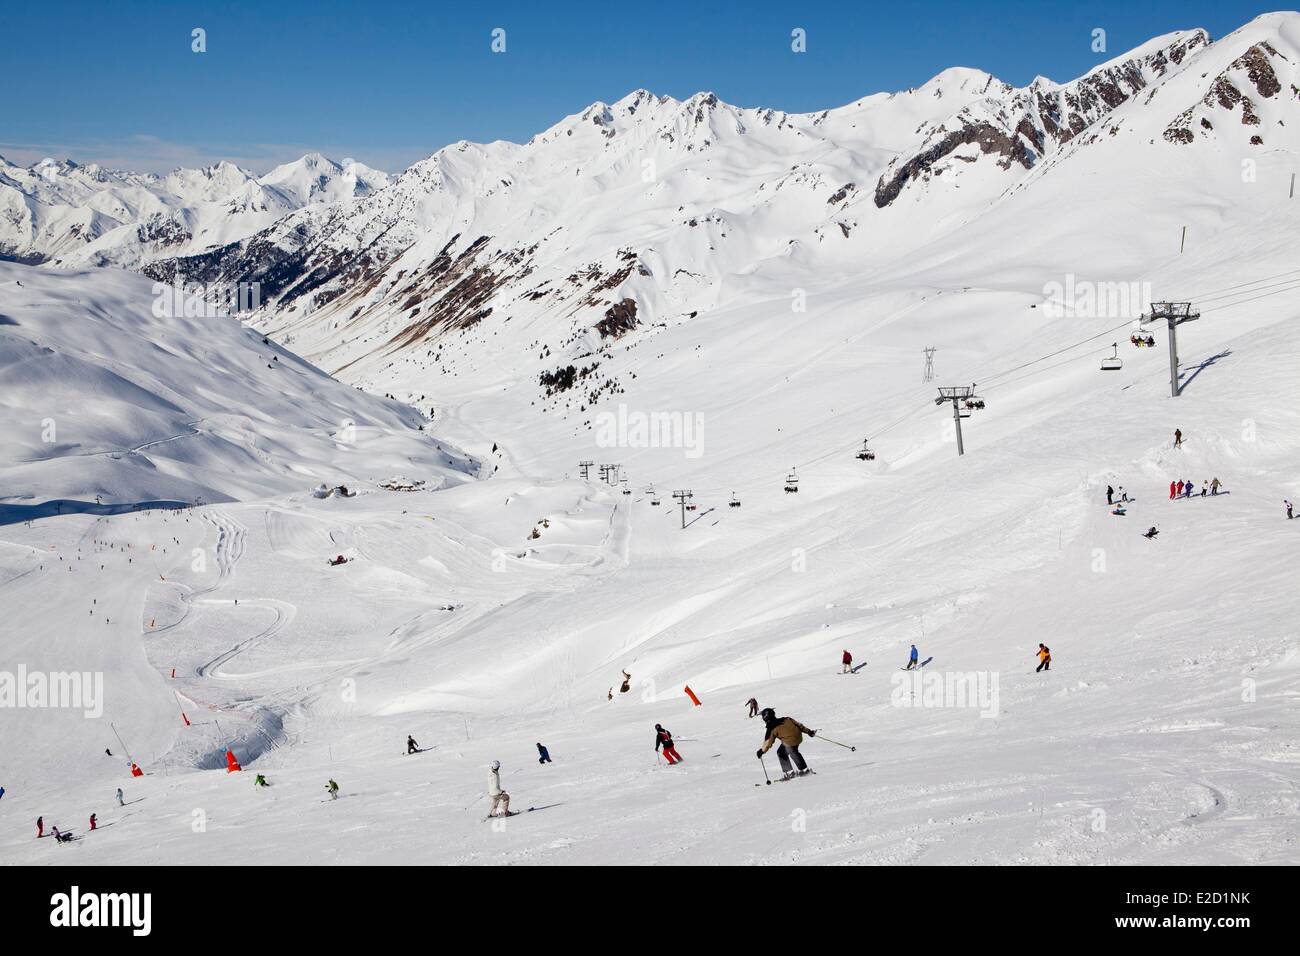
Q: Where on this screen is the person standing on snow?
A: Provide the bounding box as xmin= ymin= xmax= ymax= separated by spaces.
xmin=756 ymin=708 xmax=816 ymax=780
xmin=1176 ymin=480 xmax=1185 ymax=497
xmin=842 ymin=649 xmax=853 ymax=673
xmin=36 ymin=816 xmax=43 ymax=838
xmin=1106 ymin=485 xmax=1114 ymax=506
xmin=1286 ymin=500 xmax=1294 ymax=520
xmin=1210 ymin=478 xmax=1221 ymax=496
xmin=1184 ymin=479 xmax=1194 ymax=498
xmin=536 ymin=743 xmax=551 ymax=764
xmin=488 ymin=760 xmax=511 ymax=817
xmin=745 ymin=697 xmax=759 ymax=718
xmin=325 ymin=779 xmax=339 ymax=800
xmin=906 ymin=644 xmax=920 ymax=670
xmin=1036 ymin=644 xmax=1052 ymax=673
xmin=1174 ymin=428 xmax=1183 ymax=449
xmin=115 ymin=788 xmax=124 ymax=807
xmin=1169 ymin=481 xmax=1177 ymax=500
xmin=655 ymin=724 xmax=683 ymax=765
xmin=89 ymin=814 xmax=97 ymax=831
xmin=407 ymin=735 xmax=420 ymax=754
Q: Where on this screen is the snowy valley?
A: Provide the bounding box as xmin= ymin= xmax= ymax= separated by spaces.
xmin=1 ymin=11 xmax=1298 ymax=868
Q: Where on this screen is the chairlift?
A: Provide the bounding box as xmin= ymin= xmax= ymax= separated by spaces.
xmin=729 ymin=492 xmax=741 ymax=508
xmin=686 ymin=503 xmax=698 ymax=511
xmin=963 ymin=397 xmax=985 ymax=411
xmin=855 ymin=439 xmax=876 ymax=461
xmin=784 ymin=469 xmax=800 ymax=494
xmin=648 ymin=485 xmax=661 ymax=506
xmin=1100 ymin=342 xmax=1123 ymax=371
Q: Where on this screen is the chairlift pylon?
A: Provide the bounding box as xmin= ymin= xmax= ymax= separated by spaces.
xmin=1101 ymin=342 xmax=1123 ymax=371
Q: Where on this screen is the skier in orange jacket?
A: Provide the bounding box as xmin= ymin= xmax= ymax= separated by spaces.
xmin=1036 ymin=644 xmax=1052 ymax=673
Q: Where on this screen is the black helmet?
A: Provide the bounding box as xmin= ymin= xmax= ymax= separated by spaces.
xmin=654 ymin=723 xmax=663 ymax=730
xmin=759 ymin=707 xmax=776 ymax=721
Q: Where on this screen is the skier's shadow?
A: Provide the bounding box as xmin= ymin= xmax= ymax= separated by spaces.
xmin=120 ymin=798 xmax=146 ymax=806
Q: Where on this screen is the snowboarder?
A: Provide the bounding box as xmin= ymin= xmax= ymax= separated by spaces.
xmin=1200 ymin=481 xmax=1208 ymax=497
xmin=1176 ymin=479 xmax=1185 ymax=497
xmin=619 ymin=670 xmax=632 ymax=694
xmin=1143 ymin=526 xmax=1159 ymax=539
xmin=105 ymin=748 xmax=112 ymax=757
xmin=407 ymin=735 xmax=420 ymax=754
xmin=325 ymin=779 xmax=339 ymax=800
xmin=1169 ymin=481 xmax=1177 ymax=500
xmin=1106 ymin=485 xmax=1114 ymax=505
xmin=756 ymin=708 xmax=815 ymax=780
xmin=254 ymin=774 xmax=268 ymax=788
xmin=1120 ymin=486 xmax=1129 ymax=502
xmin=536 ymin=743 xmax=551 ymax=764
xmin=1036 ymin=644 xmax=1052 ymax=673
xmin=1211 ymin=478 xmax=1221 ymax=495
xmin=906 ymin=644 xmax=920 ymax=670
xmin=1286 ymin=500 xmax=1294 ymax=520
xmin=52 ymin=826 xmax=74 ymax=844
xmin=487 ymin=760 xmax=511 ymax=817
xmin=841 ymin=649 xmax=853 ymax=673
xmin=115 ymin=788 xmax=123 ymax=807
xmin=1174 ymin=428 xmax=1183 ymax=449
xmin=89 ymin=814 xmax=97 ymax=831
xmin=655 ymin=724 xmax=682 ymax=765
xmin=745 ymin=697 xmax=759 ymax=718
xmin=36 ymin=816 xmax=43 ymax=838
xmin=1184 ymin=479 xmax=1193 ymax=498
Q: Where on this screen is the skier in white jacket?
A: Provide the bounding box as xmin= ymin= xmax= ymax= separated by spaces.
xmin=488 ymin=760 xmax=511 ymax=817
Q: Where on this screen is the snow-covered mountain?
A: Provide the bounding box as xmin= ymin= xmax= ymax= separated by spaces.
xmin=138 ymin=14 xmax=1300 ymax=401
xmin=2 ymin=12 xmax=1299 ymax=868
xmin=0 ymin=262 xmax=473 ymax=511
xmin=0 ymin=153 xmax=389 ymax=270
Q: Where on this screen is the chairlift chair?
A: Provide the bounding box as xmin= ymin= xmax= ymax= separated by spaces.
xmin=729 ymin=492 xmax=741 ymax=508
xmin=784 ymin=469 xmax=800 ymax=493
xmin=855 ymin=439 xmax=876 ymax=461
xmin=1100 ymin=342 xmax=1123 ymax=371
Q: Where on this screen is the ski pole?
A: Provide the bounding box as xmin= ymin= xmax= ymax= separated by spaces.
xmin=758 ymin=753 xmax=771 ymax=786
xmin=814 ymin=733 xmax=856 ymax=752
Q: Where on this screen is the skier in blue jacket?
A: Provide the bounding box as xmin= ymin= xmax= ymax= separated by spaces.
xmin=536 ymin=742 xmax=551 ymax=764
xmin=906 ymin=645 xmax=919 ymax=670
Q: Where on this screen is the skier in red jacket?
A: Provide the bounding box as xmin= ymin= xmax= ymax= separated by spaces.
xmin=841 ymin=650 xmax=853 ymax=673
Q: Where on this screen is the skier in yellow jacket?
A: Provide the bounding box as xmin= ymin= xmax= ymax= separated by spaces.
xmin=756 ymin=708 xmax=816 ymax=780
xmin=1036 ymin=644 xmax=1052 ymax=673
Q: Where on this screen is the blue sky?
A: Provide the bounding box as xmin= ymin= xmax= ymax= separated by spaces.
xmin=0 ymin=0 xmax=1285 ymax=173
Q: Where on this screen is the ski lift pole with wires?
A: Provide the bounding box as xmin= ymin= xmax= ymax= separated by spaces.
xmin=935 ymin=384 xmax=983 ymax=457
xmin=1142 ymin=302 xmax=1200 ymax=397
